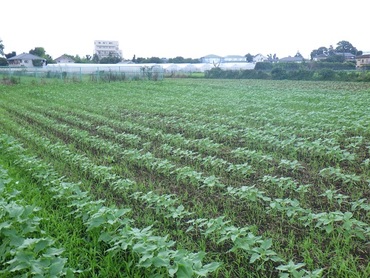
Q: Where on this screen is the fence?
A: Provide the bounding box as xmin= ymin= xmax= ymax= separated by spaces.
xmin=0 ymin=64 xmax=165 ymax=83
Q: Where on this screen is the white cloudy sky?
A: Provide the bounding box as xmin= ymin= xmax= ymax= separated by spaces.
xmin=1 ymin=0 xmax=369 ymax=60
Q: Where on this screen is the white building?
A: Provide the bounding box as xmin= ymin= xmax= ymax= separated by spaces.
xmin=94 ymin=40 xmax=122 ymax=59
xmin=200 ymin=54 xmax=223 ymax=64
xmin=223 ymin=55 xmax=247 ymax=63
xmin=7 ymin=53 xmax=46 ymax=67
xmin=253 ymin=54 xmax=268 ymax=63
xmin=54 ymin=55 xmax=75 ymax=63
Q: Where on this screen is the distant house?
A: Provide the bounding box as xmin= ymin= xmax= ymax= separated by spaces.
xmin=356 ymin=54 xmax=370 ymax=68
xmin=279 ymin=56 xmax=305 ymax=63
xmin=312 ymin=53 xmax=328 ymax=61
xmin=335 ymin=52 xmax=356 ymax=61
xmin=54 ymin=55 xmax=75 ymax=63
xmin=222 ymin=55 xmax=246 ymax=63
xmin=200 ymin=54 xmax=223 ymax=64
xmin=7 ymin=53 xmax=46 ymax=67
xmin=313 ymin=52 xmax=356 ymax=62
xmin=253 ymin=54 xmax=268 ymax=63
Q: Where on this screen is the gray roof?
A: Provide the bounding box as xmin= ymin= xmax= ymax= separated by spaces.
xmin=279 ymin=56 xmax=304 ymax=62
xmin=356 ymin=54 xmax=370 ymax=59
xmin=334 ymin=52 xmax=355 ymax=58
xmin=202 ymin=54 xmax=222 ymax=58
xmin=7 ymin=52 xmax=45 ymax=61
xmin=314 ymin=54 xmax=328 ymax=58
xmin=54 ymin=54 xmax=75 ymax=61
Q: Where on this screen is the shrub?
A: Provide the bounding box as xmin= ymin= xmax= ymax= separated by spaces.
xmin=288 ymin=70 xmax=314 ymax=80
xmin=0 ymin=57 xmax=8 ymax=66
xmin=271 ymin=68 xmax=287 ymax=80
xmin=254 ymin=62 xmax=273 ymax=70
xmin=1 ymin=76 xmax=20 ymax=85
xmin=205 ymin=67 xmax=224 ymax=78
xmin=317 ymin=69 xmax=337 ymax=80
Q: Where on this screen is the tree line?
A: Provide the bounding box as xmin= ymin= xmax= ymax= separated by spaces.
xmin=0 ymin=39 xmax=365 ymax=67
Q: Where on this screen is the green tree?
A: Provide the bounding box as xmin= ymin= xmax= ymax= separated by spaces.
xmin=100 ymin=56 xmax=121 ymax=64
xmin=168 ymin=57 xmax=200 ymax=63
xmin=74 ymin=54 xmax=82 ymax=63
xmin=29 ymin=47 xmax=54 ymax=64
xmin=169 ymin=56 xmax=185 ymax=63
xmin=5 ymin=51 xmax=16 ymax=59
xmin=325 ymin=55 xmax=345 ymax=63
xmin=267 ymin=54 xmax=278 ymax=62
xmin=0 ymin=39 xmax=4 ymax=56
xmin=245 ymin=53 xmax=254 ymax=62
xmin=146 ymin=57 xmax=162 ymax=63
xmin=92 ymin=54 xmax=100 ymax=63
xmin=310 ymin=47 xmax=328 ymax=60
xmin=0 ymin=57 xmax=8 ymax=66
xmin=136 ymin=57 xmax=162 ymax=63
xmin=335 ymin=40 xmax=361 ymax=55
xmin=29 ymin=47 xmax=46 ymax=57
xmin=136 ymin=57 xmax=146 ymax=63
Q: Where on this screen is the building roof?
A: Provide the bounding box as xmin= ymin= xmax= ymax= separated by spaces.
xmin=54 ymin=54 xmax=75 ymax=61
xmin=201 ymin=54 xmax=222 ymax=58
xmin=314 ymin=54 xmax=328 ymax=58
xmin=7 ymin=52 xmax=45 ymax=61
xmin=356 ymin=54 xmax=370 ymax=59
xmin=334 ymin=52 xmax=355 ymax=58
xmin=279 ymin=56 xmax=304 ymax=62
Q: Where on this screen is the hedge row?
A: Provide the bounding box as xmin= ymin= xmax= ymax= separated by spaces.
xmin=204 ymin=67 xmax=370 ymax=82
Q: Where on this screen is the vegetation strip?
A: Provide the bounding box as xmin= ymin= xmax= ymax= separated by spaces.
xmin=0 ymin=79 xmax=369 ymax=277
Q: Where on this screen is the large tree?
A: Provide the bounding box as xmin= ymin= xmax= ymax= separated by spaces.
xmin=29 ymin=47 xmax=46 ymax=57
xmin=99 ymin=56 xmax=121 ymax=64
xmin=0 ymin=57 xmax=7 ymax=66
xmin=168 ymin=56 xmax=199 ymax=63
xmin=5 ymin=51 xmax=16 ymax=59
xmin=29 ymin=47 xmax=54 ymax=64
xmin=310 ymin=47 xmax=328 ymax=60
xmin=335 ymin=40 xmax=362 ymax=55
xmin=311 ymin=41 xmax=362 ymax=60
xmin=0 ymin=39 xmax=8 ymax=65
xmin=245 ymin=53 xmax=254 ymax=63
xmin=0 ymin=39 xmax=4 ymax=56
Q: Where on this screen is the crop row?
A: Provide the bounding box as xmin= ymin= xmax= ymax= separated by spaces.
xmin=0 ymin=165 xmax=74 ymax=277
xmin=3 ymin=103 xmax=369 ymax=233
xmin=0 ymin=111 xmax=326 ymax=276
xmin=7 ymin=101 xmax=369 ymax=214
xmin=0 ymin=134 xmax=221 ymax=277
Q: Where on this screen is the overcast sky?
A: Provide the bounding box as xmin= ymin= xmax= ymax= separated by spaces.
xmin=1 ymin=0 xmax=369 ymax=60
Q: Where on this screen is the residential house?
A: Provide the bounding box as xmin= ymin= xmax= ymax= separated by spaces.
xmin=7 ymin=53 xmax=46 ymax=67
xmin=334 ymin=52 xmax=356 ymax=61
xmin=312 ymin=53 xmax=328 ymax=61
xmin=313 ymin=52 xmax=356 ymax=62
xmin=253 ymin=54 xmax=268 ymax=63
xmin=279 ymin=56 xmax=305 ymax=63
xmin=356 ymin=54 xmax=370 ymax=68
xmin=54 ymin=55 xmax=75 ymax=63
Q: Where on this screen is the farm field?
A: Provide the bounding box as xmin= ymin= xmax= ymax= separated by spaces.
xmin=0 ymin=78 xmax=369 ymax=277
